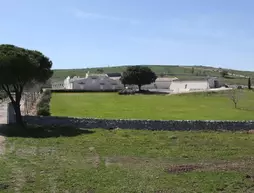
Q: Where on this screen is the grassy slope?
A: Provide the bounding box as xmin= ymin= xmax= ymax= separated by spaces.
xmin=1 ymin=128 xmax=254 ymax=192
xmin=52 ymin=65 xmax=254 ymax=85
xmin=51 ymin=91 xmax=254 ymax=120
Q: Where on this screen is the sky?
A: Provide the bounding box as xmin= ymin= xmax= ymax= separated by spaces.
xmin=0 ymin=0 xmax=254 ymax=70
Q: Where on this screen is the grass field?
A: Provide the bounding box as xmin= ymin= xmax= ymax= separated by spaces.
xmin=51 ymin=91 xmax=254 ymax=120
xmin=0 ymin=127 xmax=254 ymax=192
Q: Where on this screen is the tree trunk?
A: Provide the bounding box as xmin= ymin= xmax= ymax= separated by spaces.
xmin=248 ymin=78 xmax=251 ymax=90
xmin=138 ymin=85 xmax=141 ymax=91
xmin=12 ymin=102 xmax=24 ymax=127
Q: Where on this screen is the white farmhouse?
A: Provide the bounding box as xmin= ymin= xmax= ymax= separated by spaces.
xmin=63 ymin=72 xmax=123 ymax=91
xmin=52 ymin=73 xmax=179 ymax=91
xmin=169 ymin=77 xmax=223 ymax=93
xmin=52 ymin=81 xmax=64 ymax=90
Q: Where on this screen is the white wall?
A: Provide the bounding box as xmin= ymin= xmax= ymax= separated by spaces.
xmin=142 ymin=81 xmax=171 ymax=89
xmin=170 ymin=81 xmax=209 ymax=93
xmin=52 ymin=82 xmax=64 ymax=89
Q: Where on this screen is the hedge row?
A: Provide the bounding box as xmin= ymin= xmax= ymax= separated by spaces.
xmin=36 ymin=90 xmax=51 ymax=116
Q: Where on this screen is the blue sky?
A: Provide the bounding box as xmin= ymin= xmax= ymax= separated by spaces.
xmin=1 ymin=0 xmax=254 ymax=70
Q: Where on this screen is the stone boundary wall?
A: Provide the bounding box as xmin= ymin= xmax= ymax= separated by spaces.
xmin=23 ymin=115 xmax=254 ymax=131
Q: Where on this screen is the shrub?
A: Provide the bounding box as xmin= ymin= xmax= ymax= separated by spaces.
xmin=37 ymin=106 xmax=50 ymax=116
xmin=118 ymin=88 xmax=136 ymax=95
xmin=36 ymin=90 xmax=51 ymax=116
xmin=220 ymin=70 xmax=228 ymax=78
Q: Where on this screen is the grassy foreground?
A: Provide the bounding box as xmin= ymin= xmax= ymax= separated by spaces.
xmin=0 ymin=127 xmax=254 ymax=192
xmin=51 ymin=91 xmax=254 ymax=120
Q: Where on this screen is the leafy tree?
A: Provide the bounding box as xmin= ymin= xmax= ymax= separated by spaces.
xmin=159 ymin=73 xmax=165 ymax=77
xmin=0 ymin=44 xmax=53 ymax=126
xmin=120 ymin=66 xmax=157 ymax=91
xmin=248 ymin=77 xmax=252 ymax=90
xmin=191 ymin=67 xmax=195 ymax=74
xmin=220 ymin=70 xmax=228 ymax=78
xmin=96 ymin=68 xmax=104 ymax=73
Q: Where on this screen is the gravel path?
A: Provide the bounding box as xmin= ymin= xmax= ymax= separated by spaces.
xmin=0 ymin=102 xmax=7 ymax=124
xmin=0 ymin=135 xmax=5 ymax=155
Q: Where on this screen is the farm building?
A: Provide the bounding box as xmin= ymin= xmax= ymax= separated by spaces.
xmin=137 ymin=77 xmax=178 ymax=90
xmin=169 ymin=77 xmax=223 ymax=93
xmin=52 ymin=81 xmax=64 ymax=90
xmin=63 ymin=72 xmax=123 ymax=91
xmin=52 ymin=72 xmax=179 ymax=91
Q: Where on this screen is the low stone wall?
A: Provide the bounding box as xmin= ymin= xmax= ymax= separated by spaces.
xmin=23 ymin=116 xmax=254 ymax=131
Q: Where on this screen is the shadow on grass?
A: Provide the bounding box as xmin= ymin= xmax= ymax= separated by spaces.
xmin=0 ymin=124 xmax=94 ymax=138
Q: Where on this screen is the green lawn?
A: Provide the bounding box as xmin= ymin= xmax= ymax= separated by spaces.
xmin=1 ymin=127 xmax=254 ymax=192
xmin=51 ymin=91 xmax=254 ymax=120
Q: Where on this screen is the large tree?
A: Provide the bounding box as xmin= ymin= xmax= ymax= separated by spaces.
xmin=0 ymin=44 xmax=53 ymax=126
xmin=248 ymin=77 xmax=252 ymax=90
xmin=120 ymin=66 xmax=157 ymax=91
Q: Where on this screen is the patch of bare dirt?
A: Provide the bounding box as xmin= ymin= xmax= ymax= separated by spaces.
xmin=205 ymin=161 xmax=250 ymax=172
xmin=104 ymin=156 xmax=152 ymax=167
xmin=167 ymin=161 xmax=253 ymax=174
xmin=0 ymin=135 xmax=6 ymax=155
xmin=102 ymin=155 xmax=253 ymax=176
xmin=167 ymin=164 xmax=202 ymax=174
xmin=87 ymin=147 xmax=100 ymax=168
xmin=11 ymin=168 xmax=26 ymax=192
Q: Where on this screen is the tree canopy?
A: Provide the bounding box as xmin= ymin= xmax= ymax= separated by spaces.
xmin=220 ymin=70 xmax=228 ymax=78
xmin=0 ymin=44 xmax=53 ymax=126
xmin=120 ymin=66 xmax=157 ymax=91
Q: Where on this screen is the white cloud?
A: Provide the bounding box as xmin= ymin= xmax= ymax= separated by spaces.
xmin=72 ymin=8 xmax=140 ymax=25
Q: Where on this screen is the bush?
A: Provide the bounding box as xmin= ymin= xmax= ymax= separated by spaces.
xmin=221 ymin=70 xmax=228 ymax=78
xmin=37 ymin=107 xmax=50 ymax=116
xmin=118 ymin=88 xmax=136 ymax=95
xmin=36 ymin=90 xmax=51 ymax=116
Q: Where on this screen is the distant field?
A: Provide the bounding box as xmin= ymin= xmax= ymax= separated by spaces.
xmin=52 ymin=65 xmax=220 ymax=81
xmin=52 ymin=65 xmax=254 ymax=85
xmin=1 ymin=128 xmax=254 ymax=192
xmin=50 ymin=91 xmax=254 ymax=120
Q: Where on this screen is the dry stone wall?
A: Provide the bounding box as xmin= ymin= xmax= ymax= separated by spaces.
xmin=23 ymin=115 xmax=254 ymax=131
